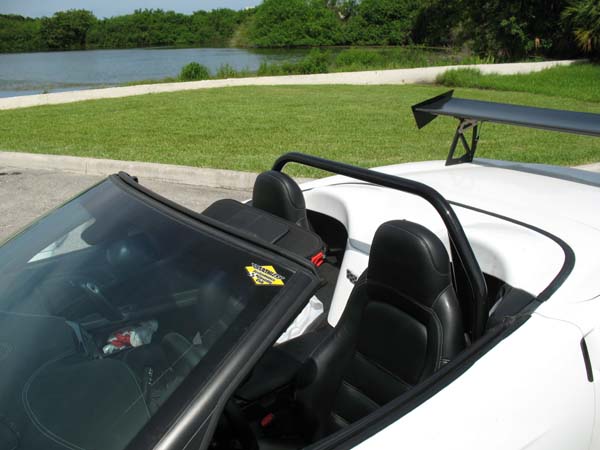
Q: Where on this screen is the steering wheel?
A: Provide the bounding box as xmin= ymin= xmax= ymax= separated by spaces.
xmin=79 ymin=281 xmax=124 ymax=322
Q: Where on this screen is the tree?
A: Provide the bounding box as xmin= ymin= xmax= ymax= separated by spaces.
xmin=40 ymin=9 xmax=96 ymax=50
xmin=249 ymin=0 xmax=343 ymax=47
xmin=462 ymin=0 xmax=571 ymax=60
xmin=345 ymin=0 xmax=421 ymax=45
xmin=0 ymin=15 xmax=44 ymax=52
xmin=562 ymin=0 xmax=600 ymax=55
xmin=412 ymin=0 xmax=464 ymax=47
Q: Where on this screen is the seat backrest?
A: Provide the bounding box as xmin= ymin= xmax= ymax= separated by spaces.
xmin=296 ymin=220 xmax=464 ymax=441
xmin=252 ymin=170 xmax=310 ymax=229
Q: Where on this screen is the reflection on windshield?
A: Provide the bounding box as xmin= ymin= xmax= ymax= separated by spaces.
xmin=0 ymin=179 xmax=293 ymax=450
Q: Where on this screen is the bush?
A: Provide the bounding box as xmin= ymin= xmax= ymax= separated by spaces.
xmin=257 ymin=49 xmax=331 ymax=76
xmin=334 ymin=48 xmax=383 ymax=68
xmin=179 ymin=62 xmax=211 ymax=81
xmin=295 ymin=49 xmax=331 ymax=74
xmin=435 ymin=68 xmax=483 ymax=87
xmin=216 ymin=63 xmax=238 ymax=78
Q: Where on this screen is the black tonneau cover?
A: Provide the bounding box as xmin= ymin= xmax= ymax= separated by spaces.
xmin=412 ymin=90 xmax=600 ymax=165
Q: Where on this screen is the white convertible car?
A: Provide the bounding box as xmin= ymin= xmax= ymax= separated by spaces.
xmin=0 ymin=92 xmax=598 ymax=450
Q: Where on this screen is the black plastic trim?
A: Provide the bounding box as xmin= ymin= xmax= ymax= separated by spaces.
xmin=581 ymin=338 xmax=594 ymax=383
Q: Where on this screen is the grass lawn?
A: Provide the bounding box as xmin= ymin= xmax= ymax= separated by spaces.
xmin=0 ymin=83 xmax=599 ymax=177
xmin=436 ymin=62 xmax=600 ymax=103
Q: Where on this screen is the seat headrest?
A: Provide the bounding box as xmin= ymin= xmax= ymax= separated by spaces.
xmin=252 ymin=170 xmax=310 ymax=229
xmin=368 ymin=220 xmax=452 ymax=307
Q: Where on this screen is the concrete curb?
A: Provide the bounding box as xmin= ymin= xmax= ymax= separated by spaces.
xmin=0 ymin=152 xmax=597 ymax=191
xmin=0 ymin=60 xmax=578 ymax=110
xmin=0 ymin=151 xmax=265 ymax=190
xmin=575 ymin=162 xmax=600 ymax=173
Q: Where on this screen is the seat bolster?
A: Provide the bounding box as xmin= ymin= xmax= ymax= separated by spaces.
xmin=432 ymin=285 xmax=465 ymax=364
xmin=296 ymin=276 xmax=369 ymax=441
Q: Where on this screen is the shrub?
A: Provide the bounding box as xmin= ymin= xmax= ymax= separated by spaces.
xmin=335 ymin=48 xmax=383 ymax=68
xmin=216 ymin=63 xmax=238 ymax=78
xmin=435 ymin=68 xmax=483 ymax=87
xmin=179 ymin=62 xmax=211 ymax=81
xmin=257 ymin=50 xmax=331 ymax=76
xmin=295 ymin=49 xmax=331 ymax=74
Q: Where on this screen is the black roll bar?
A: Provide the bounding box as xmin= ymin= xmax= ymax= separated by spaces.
xmin=273 ymin=152 xmax=489 ymax=340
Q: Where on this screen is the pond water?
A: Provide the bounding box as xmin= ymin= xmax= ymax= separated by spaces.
xmin=0 ymin=47 xmax=305 ymax=98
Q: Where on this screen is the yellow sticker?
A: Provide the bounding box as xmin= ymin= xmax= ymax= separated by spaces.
xmin=245 ymin=263 xmax=285 ymax=286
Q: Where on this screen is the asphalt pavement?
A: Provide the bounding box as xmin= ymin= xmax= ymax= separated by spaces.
xmin=0 ymin=167 xmax=250 ymax=241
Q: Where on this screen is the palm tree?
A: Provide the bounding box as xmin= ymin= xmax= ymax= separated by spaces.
xmin=562 ymin=0 xmax=600 ymax=53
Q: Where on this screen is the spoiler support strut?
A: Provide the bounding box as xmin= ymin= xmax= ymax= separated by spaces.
xmin=447 ymin=119 xmax=480 ymax=166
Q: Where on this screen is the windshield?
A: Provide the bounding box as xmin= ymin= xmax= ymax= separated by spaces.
xmin=0 ymin=178 xmax=298 ymax=450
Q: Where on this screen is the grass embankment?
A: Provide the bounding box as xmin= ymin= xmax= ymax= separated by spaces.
xmin=437 ymin=63 xmax=600 ymax=103
xmin=0 ymin=81 xmax=599 ymax=177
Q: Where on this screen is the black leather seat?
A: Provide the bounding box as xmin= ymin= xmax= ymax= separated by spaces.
xmin=252 ymin=170 xmax=310 ymax=229
xmin=295 ymin=220 xmax=465 ymax=442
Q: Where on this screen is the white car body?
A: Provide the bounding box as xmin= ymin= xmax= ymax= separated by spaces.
xmin=299 ymin=159 xmax=600 ymax=450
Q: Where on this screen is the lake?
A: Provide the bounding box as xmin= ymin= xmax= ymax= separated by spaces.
xmin=0 ymin=47 xmax=305 ymax=98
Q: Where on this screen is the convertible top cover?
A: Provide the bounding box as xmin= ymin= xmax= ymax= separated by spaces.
xmin=412 ymin=90 xmax=600 ymax=165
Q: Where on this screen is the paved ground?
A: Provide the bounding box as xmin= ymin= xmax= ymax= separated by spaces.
xmin=0 ymin=167 xmax=250 ymax=241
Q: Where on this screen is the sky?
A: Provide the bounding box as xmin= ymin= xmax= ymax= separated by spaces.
xmin=0 ymin=0 xmax=261 ymax=18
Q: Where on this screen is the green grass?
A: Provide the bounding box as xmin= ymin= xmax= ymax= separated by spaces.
xmin=0 ymin=85 xmax=598 ymax=177
xmin=436 ymin=63 xmax=600 ymax=103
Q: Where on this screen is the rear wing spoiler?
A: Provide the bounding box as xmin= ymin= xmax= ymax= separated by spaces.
xmin=412 ymin=90 xmax=600 ymax=166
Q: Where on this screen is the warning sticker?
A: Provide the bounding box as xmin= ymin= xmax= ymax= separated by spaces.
xmin=245 ymin=263 xmax=286 ymax=286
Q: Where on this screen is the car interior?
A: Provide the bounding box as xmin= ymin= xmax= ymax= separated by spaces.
xmin=204 ymin=169 xmax=535 ymax=450
xmin=0 ymin=168 xmax=535 ymax=450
